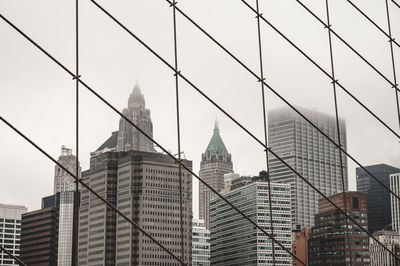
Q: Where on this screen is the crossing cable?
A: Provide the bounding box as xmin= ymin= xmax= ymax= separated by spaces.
xmin=294 ymin=0 xmax=400 ymax=130
xmin=170 ymin=0 xmax=186 ymax=262
xmin=0 ymin=244 xmax=27 ymax=266
xmin=240 ymin=0 xmax=400 ymax=139
xmin=254 ymin=1 xmax=276 ymax=265
xmin=346 ymin=0 xmax=400 ymax=49
xmin=384 ymin=0 xmax=400 ymax=129
xmin=324 ymin=0 xmax=353 ymax=264
xmin=392 ymin=0 xmax=400 ymax=9
xmin=0 ymin=13 xmax=305 ymax=264
xmin=1 ymin=8 xmax=397 ymax=262
xmin=159 ymin=0 xmax=400 ymax=205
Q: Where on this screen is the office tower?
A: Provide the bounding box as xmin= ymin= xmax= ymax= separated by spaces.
xmin=356 ymin=164 xmax=400 ymax=233
xmin=0 ymin=204 xmax=27 ymax=266
xmin=308 ymin=192 xmax=369 ymax=265
xmin=78 ymin=150 xmax=192 ymax=265
xmin=292 ymin=228 xmax=310 ymax=266
xmin=268 ymin=106 xmax=348 ymax=229
xmin=192 ymin=218 xmax=210 ymax=266
xmin=116 ymin=83 xmax=155 ymax=152
xmin=210 ymin=172 xmax=292 ymax=265
xmin=20 ymin=192 xmax=77 ymax=266
xmin=199 ymin=121 xmax=233 ymax=229
xmin=369 ymin=230 xmax=400 ymax=266
xmin=54 ymin=145 xmax=81 ymax=193
xmin=390 ymin=173 xmax=400 ymax=233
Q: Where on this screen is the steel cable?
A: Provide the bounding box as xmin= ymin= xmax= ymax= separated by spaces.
xmin=0 ymin=244 xmax=27 ymax=266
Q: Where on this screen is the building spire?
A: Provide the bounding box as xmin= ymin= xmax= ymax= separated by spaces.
xmin=214 ymin=118 xmax=219 ymax=132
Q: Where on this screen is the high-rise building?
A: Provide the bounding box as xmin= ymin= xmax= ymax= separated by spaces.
xmin=116 ymin=83 xmax=155 ymax=153
xmin=20 ymin=192 xmax=77 ymax=266
xmin=292 ymin=227 xmax=310 ymax=266
xmin=199 ymin=121 xmax=233 ymax=229
xmin=308 ymin=192 xmax=369 ymax=265
xmin=192 ymin=218 xmax=210 ymax=266
xmin=369 ymin=230 xmax=400 ymax=266
xmin=210 ymin=172 xmax=292 ymax=265
xmin=390 ymin=173 xmax=400 ymax=233
xmin=54 ymin=145 xmax=81 ymax=194
xmin=78 ymin=150 xmax=192 ymax=266
xmin=356 ymin=164 xmax=400 ymax=233
xmin=268 ymin=107 xmax=348 ymax=230
xmin=0 ymin=204 xmax=27 ymax=266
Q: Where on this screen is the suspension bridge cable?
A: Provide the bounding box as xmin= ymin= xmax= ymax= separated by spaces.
xmin=324 ymin=0 xmax=353 ymax=263
xmin=254 ymin=1 xmax=276 ymax=264
xmin=1 ymin=8 xmax=397 ymax=262
xmin=392 ymin=0 xmax=400 ymax=9
xmin=0 ymin=244 xmax=27 ymax=266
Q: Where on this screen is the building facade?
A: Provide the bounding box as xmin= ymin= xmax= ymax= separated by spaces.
xmin=369 ymin=230 xmax=400 ymax=266
xmin=308 ymin=192 xmax=369 ymax=265
xmin=199 ymin=121 xmax=233 ymax=229
xmin=54 ymin=145 xmax=80 ymax=194
xmin=356 ymin=164 xmax=400 ymax=233
xmin=192 ymin=219 xmax=210 ymax=266
xmin=78 ymin=150 xmax=192 ymax=265
xmin=390 ymin=173 xmax=400 ymax=234
xmin=0 ymin=204 xmax=27 ymax=266
xmin=268 ymin=107 xmax=348 ymax=230
xmin=292 ymin=227 xmax=310 ymax=266
xmin=210 ymin=173 xmax=292 ymax=265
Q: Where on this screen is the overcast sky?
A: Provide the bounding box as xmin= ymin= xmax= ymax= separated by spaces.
xmin=1 ymin=0 xmax=400 ymax=216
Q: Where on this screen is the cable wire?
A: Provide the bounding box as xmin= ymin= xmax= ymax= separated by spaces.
xmin=0 ymin=244 xmax=27 ymax=266
xmin=392 ymin=0 xmax=400 ymax=9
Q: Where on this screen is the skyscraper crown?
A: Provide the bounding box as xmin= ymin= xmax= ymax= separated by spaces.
xmin=203 ymin=120 xmax=230 ymax=157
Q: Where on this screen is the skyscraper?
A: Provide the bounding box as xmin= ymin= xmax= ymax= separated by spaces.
xmin=0 ymin=204 xmax=27 ymax=266
xmin=356 ymin=164 xmax=400 ymax=233
xmin=199 ymin=121 xmax=233 ymax=229
xmin=54 ymin=146 xmax=80 ymax=194
xmin=390 ymin=173 xmax=400 ymax=234
xmin=116 ymin=83 xmax=155 ymax=153
xmin=268 ymin=107 xmax=348 ymax=229
xmin=192 ymin=218 xmax=210 ymax=266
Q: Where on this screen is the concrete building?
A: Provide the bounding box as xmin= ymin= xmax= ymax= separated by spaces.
xmin=268 ymin=107 xmax=348 ymax=230
xmin=390 ymin=173 xmax=400 ymax=234
xmin=78 ymin=150 xmax=192 ymax=266
xmin=0 ymin=204 xmax=27 ymax=265
xmin=369 ymin=230 xmax=400 ymax=266
xmin=210 ymin=172 xmax=292 ymax=265
xmin=199 ymin=121 xmax=233 ymax=229
xmin=192 ymin=218 xmax=210 ymax=266
xmin=54 ymin=145 xmax=80 ymax=194
xmin=356 ymin=164 xmax=400 ymax=233
xmin=308 ymin=192 xmax=369 ymax=265
xmin=292 ymin=227 xmax=310 ymax=266
xmin=20 ymin=192 xmax=77 ymax=266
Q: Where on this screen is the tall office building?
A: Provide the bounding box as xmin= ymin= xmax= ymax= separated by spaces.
xmin=369 ymin=230 xmax=400 ymax=266
xmin=116 ymin=83 xmax=155 ymax=153
xmin=54 ymin=145 xmax=81 ymax=193
xmin=390 ymin=173 xmax=400 ymax=233
xmin=0 ymin=204 xmax=27 ymax=266
xmin=78 ymin=150 xmax=192 ymax=265
xmin=268 ymin=107 xmax=348 ymax=229
xmin=199 ymin=121 xmax=233 ymax=229
xmin=210 ymin=172 xmax=292 ymax=265
xmin=192 ymin=218 xmax=210 ymax=266
xmin=356 ymin=164 xmax=400 ymax=233
xmin=308 ymin=192 xmax=369 ymax=265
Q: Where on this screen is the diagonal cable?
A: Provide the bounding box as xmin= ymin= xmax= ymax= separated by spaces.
xmin=1 ymin=8 xmax=398 ymax=262
xmin=392 ymin=0 xmax=400 ymax=8
xmin=0 ymin=244 xmax=27 ymax=266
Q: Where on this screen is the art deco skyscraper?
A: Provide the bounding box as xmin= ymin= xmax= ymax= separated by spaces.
xmin=268 ymin=107 xmax=348 ymax=229
xmin=199 ymin=121 xmax=233 ymax=229
xmin=116 ymin=83 xmax=155 ymax=152
xmin=54 ymin=146 xmax=80 ymax=194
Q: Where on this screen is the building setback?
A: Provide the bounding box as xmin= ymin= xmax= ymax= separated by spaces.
xmin=356 ymin=164 xmax=400 ymax=234
xmin=192 ymin=218 xmax=210 ymax=266
xmin=78 ymin=150 xmax=192 ymax=265
xmin=0 ymin=204 xmax=27 ymax=266
xmin=210 ymin=172 xmax=292 ymax=265
xmin=292 ymin=227 xmax=310 ymax=266
xmin=369 ymin=230 xmax=400 ymax=266
xmin=199 ymin=121 xmax=233 ymax=229
xmin=268 ymin=107 xmax=348 ymax=230
xmin=308 ymin=192 xmax=369 ymax=265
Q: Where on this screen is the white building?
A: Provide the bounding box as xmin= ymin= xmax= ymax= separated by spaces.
xmin=54 ymin=145 xmax=80 ymax=193
xmin=370 ymin=230 xmax=400 ymax=266
xmin=390 ymin=173 xmax=400 ymax=233
xmin=0 ymin=204 xmax=27 ymax=265
xmin=192 ymin=219 xmax=210 ymax=266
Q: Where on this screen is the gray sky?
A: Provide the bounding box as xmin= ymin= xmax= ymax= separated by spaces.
xmin=1 ymin=0 xmax=399 ymax=216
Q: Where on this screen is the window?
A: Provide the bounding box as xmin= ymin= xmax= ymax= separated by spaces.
xmin=352 ymin=197 xmax=359 ymax=209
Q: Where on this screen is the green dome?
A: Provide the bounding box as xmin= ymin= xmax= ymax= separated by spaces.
xmin=204 ymin=121 xmax=229 ymax=155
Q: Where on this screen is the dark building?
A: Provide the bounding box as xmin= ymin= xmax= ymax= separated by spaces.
xmin=308 ymin=192 xmax=369 ymax=265
xmin=356 ymin=164 xmax=400 ymax=234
